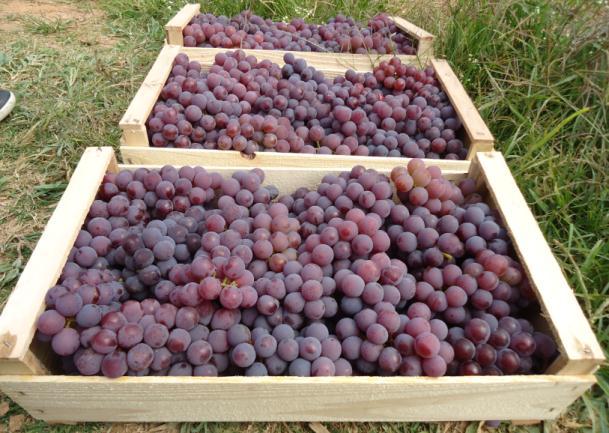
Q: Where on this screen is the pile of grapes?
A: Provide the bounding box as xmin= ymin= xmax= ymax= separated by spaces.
xmin=36 ymin=161 xmax=557 ymax=378
xmin=148 ymin=50 xmax=467 ymax=159
xmin=183 ymin=12 xmax=416 ymax=55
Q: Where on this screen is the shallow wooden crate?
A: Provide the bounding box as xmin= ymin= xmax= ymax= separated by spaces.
xmin=119 ymin=44 xmax=493 ymax=167
xmin=0 ymin=147 xmax=602 ymax=422
xmin=165 ymin=4 xmax=435 ymax=60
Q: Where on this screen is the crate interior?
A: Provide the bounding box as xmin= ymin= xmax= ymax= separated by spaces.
xmin=181 ymin=10 xmax=423 ymax=54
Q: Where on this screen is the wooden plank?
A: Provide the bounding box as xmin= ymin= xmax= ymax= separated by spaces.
xmin=0 ymin=375 xmax=594 ymax=422
xmin=119 ymin=44 xmax=182 ymax=146
xmin=118 ymin=163 xmax=468 ymax=194
xmin=465 ymin=139 xmax=495 ymax=160
xmin=0 ymin=352 xmax=48 ymax=376
xmin=429 ymin=59 xmax=494 ymax=159
xmin=165 ymin=4 xmax=200 ymax=45
xmin=511 ymin=420 xmax=541 ymax=425
xmin=389 ymin=16 xmax=434 ymax=59
xmin=0 ymin=147 xmax=115 ymax=374
xmin=120 ymin=124 xmax=148 ymax=148
xmin=475 ymin=152 xmax=604 ymax=374
xmin=119 ymin=147 xmax=471 ymax=176
xmin=181 ymin=47 xmax=422 ymax=77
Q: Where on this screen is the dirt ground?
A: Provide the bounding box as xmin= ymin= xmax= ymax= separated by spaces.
xmin=0 ymin=0 xmax=115 ymax=45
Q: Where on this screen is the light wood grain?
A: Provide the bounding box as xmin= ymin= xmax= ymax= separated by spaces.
xmin=165 ymin=3 xmax=200 ymax=45
xmin=181 ymin=47 xmax=422 ymax=76
xmin=475 ymin=152 xmax=605 ymax=375
xmin=118 ymin=163 xmax=465 ymax=193
xmin=119 ymin=45 xmax=182 ymax=146
xmin=0 ymin=374 xmax=594 ymax=422
xmin=430 ymin=59 xmax=494 ymax=158
xmin=119 ymin=147 xmax=471 ymax=177
xmin=390 ymin=16 xmax=434 ymax=59
xmin=0 ymin=147 xmax=115 ymax=374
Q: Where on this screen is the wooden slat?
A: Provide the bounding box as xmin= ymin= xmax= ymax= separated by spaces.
xmin=0 ymin=352 xmax=48 ymax=375
xmin=120 ymin=147 xmax=471 ymax=176
xmin=119 ymin=45 xmax=182 ymax=146
xmin=118 ymin=164 xmax=468 ymax=194
xmin=0 ymin=147 xmax=116 ymax=374
xmin=429 ymin=59 xmax=494 ymax=158
xmin=389 ymin=16 xmax=434 ymax=59
xmin=474 ymin=152 xmax=605 ymax=374
xmin=165 ymin=4 xmax=200 ymax=45
xmin=0 ymin=375 xmax=594 ymax=422
xmin=181 ymin=47 xmax=422 ymax=77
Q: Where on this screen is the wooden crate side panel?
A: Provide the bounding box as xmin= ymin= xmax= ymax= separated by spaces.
xmin=119 ymin=45 xmax=181 ymax=146
xmin=119 ymin=164 xmax=468 ymax=194
xmin=429 ymin=59 xmax=494 ymax=159
xmin=120 ymin=147 xmax=471 ymax=175
xmin=165 ymin=4 xmax=200 ymax=45
xmin=475 ymin=152 xmax=604 ymax=374
xmin=181 ymin=47 xmax=422 ymax=76
xmin=389 ymin=16 xmax=434 ymax=59
xmin=0 ymin=352 xmax=48 ymax=376
xmin=0 ymin=148 xmax=115 ymax=372
xmin=119 ymin=124 xmax=148 ymax=147
xmin=0 ymin=375 xmax=593 ymax=422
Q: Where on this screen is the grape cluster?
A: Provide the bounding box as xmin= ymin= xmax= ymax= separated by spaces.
xmin=147 ymin=50 xmax=467 ymax=159
xmin=183 ymin=12 xmax=416 ymax=55
xmin=36 ymin=161 xmax=556 ymax=378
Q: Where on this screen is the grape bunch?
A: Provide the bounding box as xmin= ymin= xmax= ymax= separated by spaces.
xmin=36 ymin=161 xmax=556 ymax=378
xmin=183 ymin=12 xmax=416 ymax=55
xmin=147 ymin=50 xmax=467 ymax=159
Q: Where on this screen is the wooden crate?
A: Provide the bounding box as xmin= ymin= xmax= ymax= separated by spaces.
xmin=119 ymin=44 xmax=493 ymax=167
xmin=0 ymin=147 xmax=602 ymax=422
xmin=165 ymin=4 xmax=435 ymax=60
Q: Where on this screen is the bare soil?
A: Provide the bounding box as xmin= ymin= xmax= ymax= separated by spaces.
xmin=0 ymin=0 xmax=116 ymax=46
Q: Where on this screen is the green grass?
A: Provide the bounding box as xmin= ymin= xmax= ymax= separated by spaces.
xmin=0 ymin=0 xmax=607 ymax=431
xmin=19 ymin=16 xmax=74 ymax=35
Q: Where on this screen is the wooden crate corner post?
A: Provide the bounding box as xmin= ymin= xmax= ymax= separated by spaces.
xmin=165 ymin=3 xmax=201 ymax=45
xmin=429 ymin=59 xmax=494 ymax=159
